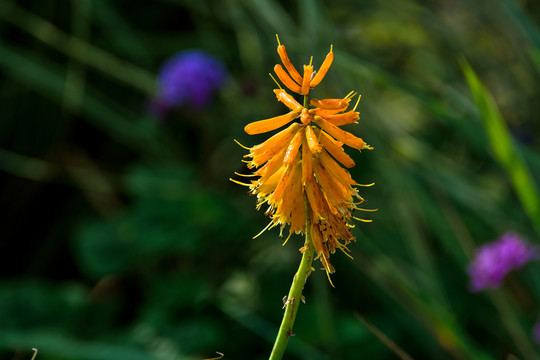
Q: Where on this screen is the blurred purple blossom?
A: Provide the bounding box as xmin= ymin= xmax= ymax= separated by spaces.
xmin=468 ymin=232 xmax=537 ymax=292
xmin=533 ymin=319 xmax=540 ymax=345
xmin=151 ymin=50 xmax=227 ymax=116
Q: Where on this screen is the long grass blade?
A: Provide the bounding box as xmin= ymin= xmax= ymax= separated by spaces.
xmin=461 ymin=60 xmax=540 ymax=234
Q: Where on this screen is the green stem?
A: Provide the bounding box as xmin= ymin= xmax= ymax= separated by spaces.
xmin=269 ymin=203 xmax=314 ymax=360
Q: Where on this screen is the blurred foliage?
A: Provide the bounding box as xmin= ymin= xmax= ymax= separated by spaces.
xmin=1 ymin=0 xmax=540 ymax=359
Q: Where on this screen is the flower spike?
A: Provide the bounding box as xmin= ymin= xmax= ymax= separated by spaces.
xmin=234 ymin=36 xmax=374 ymax=276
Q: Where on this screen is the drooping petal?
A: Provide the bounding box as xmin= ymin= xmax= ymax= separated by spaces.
xmin=318 ymin=130 xmax=356 ymax=168
xmin=310 ymin=219 xmax=326 ymax=258
xmin=254 ymin=147 xmax=286 ymax=180
xmin=249 ymin=123 xmax=300 ymax=167
xmin=283 ymin=128 xmax=304 ymax=165
xmin=255 ymin=165 xmax=285 ymax=197
xmin=314 ymin=116 xmax=367 ymax=151
xmin=305 ymin=126 xmax=322 ymax=154
xmin=313 ymin=158 xmax=348 ymax=212
xmin=305 ymin=178 xmax=326 ymax=220
xmin=288 ymin=164 xmax=306 ymax=234
xmin=274 ymin=158 xmax=303 ymax=230
xmin=318 ymin=150 xmax=358 ymax=190
xmin=321 ymin=110 xmax=359 ymax=126
xmin=301 ymin=135 xmax=313 ymax=186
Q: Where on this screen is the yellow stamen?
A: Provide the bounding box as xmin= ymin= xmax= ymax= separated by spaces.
xmin=269 ymin=73 xmax=283 ymax=90
xmin=353 ymin=94 xmax=362 ymax=111
xmin=229 ymin=178 xmax=252 ymax=187
xmin=353 ymin=217 xmax=373 ymax=222
xmin=345 ymin=91 xmax=356 ymax=100
xmin=234 ymin=172 xmax=257 ymax=177
xmin=282 ymin=232 xmax=292 ymax=246
xmin=234 ymin=139 xmax=251 ymax=150
xmin=340 ymin=248 xmax=354 ymax=259
xmin=253 ymin=220 xmax=275 ymax=239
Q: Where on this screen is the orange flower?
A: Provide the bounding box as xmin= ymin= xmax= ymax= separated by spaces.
xmin=232 ymin=36 xmax=374 ymax=279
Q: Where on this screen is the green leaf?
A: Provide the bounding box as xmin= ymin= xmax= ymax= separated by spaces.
xmin=461 ymin=59 xmax=540 ymax=233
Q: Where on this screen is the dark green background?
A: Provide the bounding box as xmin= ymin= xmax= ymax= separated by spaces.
xmin=1 ymin=0 xmax=540 ymax=359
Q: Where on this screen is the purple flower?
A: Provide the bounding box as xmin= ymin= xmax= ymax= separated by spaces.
xmin=533 ymin=319 xmax=540 ymax=345
xmin=152 ymin=50 xmax=227 ymax=115
xmin=468 ymin=232 xmax=537 ymax=292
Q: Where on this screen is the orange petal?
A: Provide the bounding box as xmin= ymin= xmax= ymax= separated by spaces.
xmin=305 ymin=178 xmax=326 ymax=220
xmin=254 ymin=147 xmax=286 ymax=180
xmin=245 ymin=110 xmax=300 ymax=135
xmin=318 ymin=130 xmax=355 ymax=168
xmin=318 ymin=152 xmax=356 ymax=201
xmin=283 ymin=128 xmax=304 ymax=165
xmin=277 ymin=44 xmax=304 ymax=84
xmin=250 ymin=123 xmax=300 ymax=166
xmin=302 ymin=65 xmax=313 ymax=96
xmin=274 ymin=89 xmax=303 ymax=112
xmin=274 ymin=160 xmax=302 ymax=227
xmin=267 ymin=165 xmax=292 ymax=208
xmin=313 ymin=116 xmax=366 ymax=151
xmin=301 ymin=135 xmax=313 ymax=185
xmin=305 ymin=125 xmax=322 ymax=154
xmin=310 ymin=222 xmax=325 ymax=255
xmin=310 ymin=98 xmax=351 ymax=110
xmin=313 ymin=158 xmax=348 ymax=210
xmin=309 ymin=107 xmax=348 ymax=116
xmin=321 ymin=110 xmax=359 ymax=126
xmin=255 ymin=164 xmax=285 ymax=197
xmin=274 ymin=64 xmax=302 ymax=94
xmin=289 ymin=189 xmax=306 ymax=234
xmin=288 ymin=161 xmax=306 ymax=234
xmin=310 ymin=48 xmax=333 ymax=87
xmin=268 ymin=149 xmax=300 ymax=207
xmin=318 ymin=150 xmax=357 ymax=188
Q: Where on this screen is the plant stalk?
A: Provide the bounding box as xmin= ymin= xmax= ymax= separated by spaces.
xmin=269 ymin=201 xmax=314 ymax=360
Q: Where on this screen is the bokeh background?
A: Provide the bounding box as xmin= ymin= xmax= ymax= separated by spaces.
xmin=2 ymin=0 xmax=540 ymax=359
